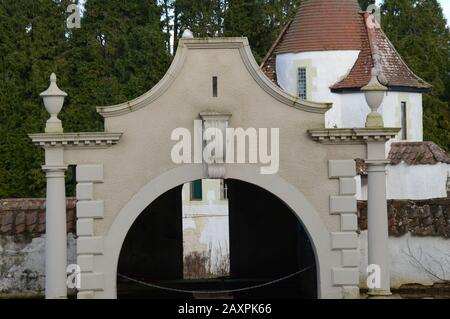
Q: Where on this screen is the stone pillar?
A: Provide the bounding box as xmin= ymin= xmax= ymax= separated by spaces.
xmin=43 ymin=147 xmax=67 ymax=299
xmin=366 ymin=142 xmax=391 ymax=296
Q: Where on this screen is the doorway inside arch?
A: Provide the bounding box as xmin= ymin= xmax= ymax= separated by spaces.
xmin=117 ymin=179 xmax=317 ymax=299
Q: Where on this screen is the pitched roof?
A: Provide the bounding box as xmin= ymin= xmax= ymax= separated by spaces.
xmin=261 ymin=20 xmax=292 ymax=84
xmin=389 ymin=142 xmax=450 ymax=165
xmin=261 ymin=0 xmax=431 ymax=92
xmin=332 ymin=13 xmax=431 ymax=91
xmin=356 ymin=142 xmax=450 ymax=175
xmin=275 ymin=0 xmax=364 ymax=53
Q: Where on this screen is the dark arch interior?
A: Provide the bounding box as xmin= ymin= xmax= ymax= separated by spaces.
xmin=117 ymin=179 xmax=317 ymax=299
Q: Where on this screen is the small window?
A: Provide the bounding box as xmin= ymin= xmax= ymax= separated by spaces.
xmin=212 ymin=76 xmax=218 ymax=97
xmin=190 ymin=180 xmax=203 ymax=200
xmin=298 ymin=68 xmax=307 ymax=100
xmin=401 ymin=102 xmax=407 ymax=140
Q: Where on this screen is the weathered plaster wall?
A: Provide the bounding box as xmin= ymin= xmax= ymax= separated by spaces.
xmin=357 ymin=163 xmax=450 ymax=200
xmin=181 ymin=180 xmax=229 ymax=276
xmin=0 ymin=234 xmax=76 ymax=296
xmin=359 ymin=232 xmax=450 ymax=289
xmin=357 ymin=198 xmax=450 ymax=287
xmin=0 ymin=199 xmax=77 ymax=296
xmin=386 ymin=163 xmax=450 ymax=200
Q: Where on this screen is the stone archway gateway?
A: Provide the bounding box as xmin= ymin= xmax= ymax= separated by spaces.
xmin=30 ymin=37 xmax=399 ymax=299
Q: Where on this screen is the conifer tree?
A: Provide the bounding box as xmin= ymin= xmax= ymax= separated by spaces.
xmin=0 ymin=0 xmax=171 ymax=197
xmin=0 ymin=0 xmax=71 ymax=198
xmin=359 ymin=0 xmax=375 ymax=10
xmin=382 ymin=0 xmax=450 ymax=150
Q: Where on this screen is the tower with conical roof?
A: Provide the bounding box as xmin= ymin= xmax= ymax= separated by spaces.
xmin=262 ymin=0 xmax=430 ymax=139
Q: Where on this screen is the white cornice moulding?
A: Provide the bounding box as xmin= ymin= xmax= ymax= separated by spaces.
xmin=96 ymin=38 xmax=332 ymax=118
xmin=308 ymin=128 xmax=400 ymax=145
xmin=29 ymin=132 xmax=123 ymax=148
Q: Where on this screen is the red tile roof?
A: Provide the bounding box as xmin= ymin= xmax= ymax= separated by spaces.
xmin=261 ymin=20 xmax=292 ymax=84
xmin=389 ymin=142 xmax=450 ymax=165
xmin=261 ymin=0 xmax=431 ymax=92
xmin=332 ymin=13 xmax=431 ymax=91
xmin=356 ymin=142 xmax=450 ymax=175
xmin=0 ymin=199 xmax=76 ymax=236
xmin=275 ymin=0 xmax=364 ymax=53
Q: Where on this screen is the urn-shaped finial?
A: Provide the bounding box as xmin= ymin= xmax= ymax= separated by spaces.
xmin=361 ymin=67 xmax=387 ymax=128
xmin=40 ymin=73 xmax=67 ymax=133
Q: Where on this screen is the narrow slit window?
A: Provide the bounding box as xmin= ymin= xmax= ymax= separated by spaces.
xmin=191 ymin=180 xmax=203 ymax=201
xmin=212 ymin=76 xmax=218 ymax=97
xmin=401 ymin=101 xmax=407 ymax=140
xmin=298 ymin=68 xmax=307 ymax=100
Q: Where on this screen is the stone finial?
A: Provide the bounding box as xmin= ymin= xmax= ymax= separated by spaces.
xmin=40 ymin=73 xmax=67 ymax=133
xmin=366 ymin=4 xmax=381 ymax=27
xmin=182 ymin=29 xmax=194 ymax=39
xmin=361 ymin=67 xmax=387 ymax=128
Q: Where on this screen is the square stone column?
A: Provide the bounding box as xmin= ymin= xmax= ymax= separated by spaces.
xmin=42 ymin=147 xmax=68 ymax=299
xmin=365 ymin=141 xmax=392 ymax=296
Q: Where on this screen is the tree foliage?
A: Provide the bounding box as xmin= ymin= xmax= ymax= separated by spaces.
xmin=359 ymin=0 xmax=376 ymax=11
xmin=381 ymin=0 xmax=450 ymax=150
xmin=0 ymin=0 xmax=170 ymax=198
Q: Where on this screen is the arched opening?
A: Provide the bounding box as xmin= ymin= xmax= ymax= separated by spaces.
xmin=116 ymin=179 xmax=317 ymax=299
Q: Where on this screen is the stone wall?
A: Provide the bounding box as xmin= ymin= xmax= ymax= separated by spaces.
xmin=358 ymin=198 xmax=449 ymax=288
xmin=0 ymin=199 xmax=76 ymax=297
xmin=0 ymin=198 xmax=449 ymax=296
xmin=358 ymin=198 xmax=450 ymax=238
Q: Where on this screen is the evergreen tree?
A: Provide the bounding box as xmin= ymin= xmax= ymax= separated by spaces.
xmin=0 ymin=0 xmax=71 ymax=198
xmin=359 ymin=0 xmax=375 ymax=11
xmin=62 ymin=0 xmax=171 ymax=133
xmin=224 ymin=0 xmax=269 ymax=61
xmin=382 ymin=0 xmax=450 ymax=150
xmin=172 ymin=0 xmax=302 ymax=62
xmin=173 ymin=0 xmax=224 ymax=47
xmin=0 ymin=0 xmax=171 ymax=198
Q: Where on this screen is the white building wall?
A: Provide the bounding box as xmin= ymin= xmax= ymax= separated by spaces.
xmin=275 ymin=52 xmax=424 ymax=144
xmin=386 ymin=163 xmax=450 ymax=200
xmin=0 ymin=234 xmax=77 ymax=295
xmin=181 ymin=180 xmax=229 ymax=275
xmin=359 ymin=232 xmax=450 ymax=289
xmin=276 ymin=50 xmax=360 ymax=129
xmin=357 ymin=163 xmax=449 ymax=200
xmin=340 ymin=91 xmax=423 ymax=142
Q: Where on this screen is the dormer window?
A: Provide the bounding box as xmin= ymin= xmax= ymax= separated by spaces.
xmin=298 ymin=68 xmax=307 ymax=100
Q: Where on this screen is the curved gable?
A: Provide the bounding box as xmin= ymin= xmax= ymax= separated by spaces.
xmin=97 ymin=38 xmax=331 ymax=118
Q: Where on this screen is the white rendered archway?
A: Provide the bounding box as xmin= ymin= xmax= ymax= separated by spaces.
xmin=94 ymin=164 xmax=338 ymax=299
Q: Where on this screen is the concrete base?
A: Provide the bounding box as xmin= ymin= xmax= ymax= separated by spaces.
xmin=45 ymin=120 xmax=63 ymax=133
xmin=367 ymin=289 xmax=393 ymax=297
